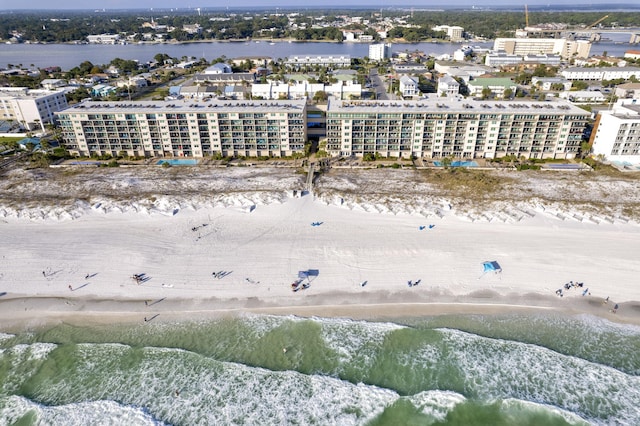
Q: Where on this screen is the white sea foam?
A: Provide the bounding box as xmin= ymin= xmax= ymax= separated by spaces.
xmin=500 ymin=398 xmax=591 ymax=426
xmin=28 ymin=342 xmax=399 ymax=426
xmin=437 ymin=328 xmax=640 ymax=425
xmin=0 ymin=395 xmax=164 ymax=426
xmin=317 ymin=317 xmax=407 ymax=366
xmin=406 ymin=390 xmax=467 ymax=421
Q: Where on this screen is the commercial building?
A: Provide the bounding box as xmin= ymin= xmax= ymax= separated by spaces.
xmin=0 ymin=87 xmax=68 ymax=131
xmin=325 ymin=98 xmax=588 ymax=160
xmin=56 ymin=99 xmax=307 ymax=158
xmin=590 ymin=100 xmax=640 ymax=163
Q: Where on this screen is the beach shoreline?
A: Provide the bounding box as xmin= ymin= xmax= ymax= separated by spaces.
xmin=1 ymin=166 xmax=639 ymax=335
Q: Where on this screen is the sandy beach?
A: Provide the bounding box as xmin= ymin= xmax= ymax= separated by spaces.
xmin=1 ymin=165 xmax=639 ymax=330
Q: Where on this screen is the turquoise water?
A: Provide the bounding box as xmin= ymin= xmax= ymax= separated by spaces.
xmin=156 ymin=159 xmax=198 ymax=166
xmin=433 ymin=161 xmax=478 ymax=167
xmin=1 ymin=313 xmax=639 ymax=425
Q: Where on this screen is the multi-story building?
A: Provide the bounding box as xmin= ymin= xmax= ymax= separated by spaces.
xmin=0 ymin=87 xmax=69 ymax=131
xmin=86 ymin=34 xmax=121 ymax=44
xmin=284 ymin=55 xmax=351 ymax=69
xmin=493 ymin=38 xmax=591 ymax=59
xmin=467 ymin=78 xmax=517 ymax=99
xmin=437 ymin=76 xmax=460 ymax=97
xmin=56 ymin=99 xmax=307 ymax=158
xmin=325 ymin=98 xmax=588 ymax=160
xmin=590 ymin=100 xmax=640 ymax=163
xmin=560 ymin=67 xmax=640 ymax=81
xmin=368 ymin=43 xmax=391 ymax=61
xmin=432 ymin=25 xmax=465 ymax=42
xmin=399 ymin=76 xmax=419 ymax=98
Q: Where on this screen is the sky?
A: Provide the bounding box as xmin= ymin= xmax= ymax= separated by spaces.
xmin=0 ymin=0 xmax=633 ymax=11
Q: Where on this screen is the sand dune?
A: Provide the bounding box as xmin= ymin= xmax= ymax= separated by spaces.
xmin=0 ymin=166 xmax=639 ymax=329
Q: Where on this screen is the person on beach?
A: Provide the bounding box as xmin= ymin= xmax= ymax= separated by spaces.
xmin=42 ymin=271 xmax=46 ymax=277
xmin=613 ymin=304 xmax=619 ymax=314
xmin=68 ymin=285 xmax=73 ymax=291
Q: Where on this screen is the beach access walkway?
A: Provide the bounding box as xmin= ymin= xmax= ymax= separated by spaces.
xmin=305 ymin=162 xmax=315 ymax=194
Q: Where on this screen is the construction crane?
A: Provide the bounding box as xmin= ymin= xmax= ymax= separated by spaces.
xmin=586 ymin=15 xmax=609 ymax=29
xmin=525 ymin=4 xmax=529 ymax=28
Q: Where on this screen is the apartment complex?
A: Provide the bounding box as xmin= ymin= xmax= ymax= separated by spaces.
xmin=57 ymin=98 xmax=589 ymax=161
xmin=56 ymin=99 xmax=307 ymax=158
xmin=0 ymin=87 xmax=69 ymax=131
xmin=590 ymin=100 xmax=640 ymax=163
xmin=492 ymin=38 xmax=591 ymax=59
xmin=325 ymin=98 xmax=588 ymax=160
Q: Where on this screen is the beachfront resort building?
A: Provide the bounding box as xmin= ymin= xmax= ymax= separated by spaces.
xmin=590 ymin=99 xmax=640 ymax=164
xmin=56 ymin=99 xmax=307 ymax=158
xmin=56 ymin=98 xmax=589 ymax=161
xmin=0 ymin=87 xmax=69 ymax=132
xmin=325 ymin=98 xmax=589 ymax=160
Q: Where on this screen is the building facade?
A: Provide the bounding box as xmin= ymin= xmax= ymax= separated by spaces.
xmin=0 ymin=87 xmax=68 ymax=131
xmin=560 ymin=67 xmax=640 ymax=81
xmin=368 ymin=43 xmax=391 ymax=61
xmin=325 ymin=98 xmax=588 ymax=160
xmin=56 ymin=99 xmax=307 ymax=158
xmin=590 ymin=99 xmax=640 ymax=163
xmin=493 ymin=38 xmax=591 ymax=59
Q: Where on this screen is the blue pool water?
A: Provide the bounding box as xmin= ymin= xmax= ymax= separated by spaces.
xmin=156 ymin=159 xmax=198 ymax=166
xmin=433 ymin=160 xmax=478 ymax=167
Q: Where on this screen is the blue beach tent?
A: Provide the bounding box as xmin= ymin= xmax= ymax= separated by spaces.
xmin=479 ymin=261 xmax=502 ymax=279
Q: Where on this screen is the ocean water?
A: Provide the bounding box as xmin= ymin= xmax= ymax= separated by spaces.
xmin=1 ymin=313 xmax=639 ymax=425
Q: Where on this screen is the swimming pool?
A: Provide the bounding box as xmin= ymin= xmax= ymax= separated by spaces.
xmin=433 ymin=160 xmax=478 ymax=167
xmin=156 ymin=159 xmax=198 ymax=166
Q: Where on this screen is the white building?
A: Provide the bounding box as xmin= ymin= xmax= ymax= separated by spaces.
xmin=252 ymin=81 xmax=361 ymax=100
xmin=325 ymin=98 xmax=589 ymax=159
xmin=369 ymin=43 xmax=391 ymax=61
xmin=399 ymin=76 xmax=419 ymax=98
xmin=203 ymin=63 xmax=232 ymax=74
xmin=590 ymin=99 xmax=640 ymax=163
xmin=432 ymin=25 xmax=465 ymax=41
xmin=531 ymin=77 xmax=572 ymax=91
xmin=86 ymin=34 xmax=121 ymax=44
xmin=437 ymin=75 xmax=460 ymax=97
xmin=0 ymin=87 xmax=68 ymax=131
xmin=614 ymin=83 xmax=640 ymax=100
xmin=285 ymin=55 xmax=351 ymax=68
xmin=493 ymin=38 xmax=591 ymax=59
xmin=560 ymin=67 xmax=640 ymax=81
xmin=559 ymin=90 xmax=606 ymax=103
xmin=56 ymin=99 xmax=307 ymax=158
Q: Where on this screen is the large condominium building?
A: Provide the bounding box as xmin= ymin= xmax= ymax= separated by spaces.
xmin=368 ymin=43 xmax=391 ymax=61
xmin=493 ymin=38 xmax=591 ymax=59
xmin=0 ymin=87 xmax=69 ymax=131
xmin=325 ymin=98 xmax=588 ymax=160
xmin=56 ymin=99 xmax=307 ymax=158
xmin=590 ymin=100 xmax=640 ymax=163
xmin=284 ymin=55 xmax=351 ymax=69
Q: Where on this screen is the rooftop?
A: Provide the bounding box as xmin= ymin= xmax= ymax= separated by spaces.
xmin=60 ymin=99 xmax=307 ymax=114
xmin=327 ymin=98 xmax=589 ymax=115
